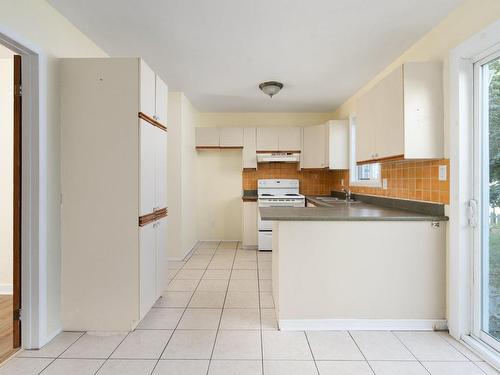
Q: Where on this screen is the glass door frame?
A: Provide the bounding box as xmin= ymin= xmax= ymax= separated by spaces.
xmin=472 ymin=48 xmax=500 ymax=354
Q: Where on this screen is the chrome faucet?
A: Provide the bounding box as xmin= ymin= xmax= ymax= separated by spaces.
xmin=342 ymin=187 xmax=352 ymax=202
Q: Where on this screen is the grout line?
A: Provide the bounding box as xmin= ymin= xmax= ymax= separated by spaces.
xmin=391 ymin=331 xmax=432 ymax=375
xmin=256 ymin=244 xmax=265 ymax=375
xmin=150 ymin=241 xmax=220 ymax=374
xmin=206 ymin=241 xmax=238 ymax=375
xmin=303 ymin=332 xmax=320 ymax=375
xmin=347 ymin=331 xmax=376 ymax=375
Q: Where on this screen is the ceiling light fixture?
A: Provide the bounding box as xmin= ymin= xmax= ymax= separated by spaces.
xmin=259 ymin=81 xmax=283 ymax=98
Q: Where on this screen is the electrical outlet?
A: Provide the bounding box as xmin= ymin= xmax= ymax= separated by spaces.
xmin=382 ymin=178 xmax=388 ymax=190
xmin=341 ymin=179 xmax=344 ymax=187
xmin=438 ymin=165 xmax=447 ymax=181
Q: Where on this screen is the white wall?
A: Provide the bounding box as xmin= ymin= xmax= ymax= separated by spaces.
xmin=167 ymin=92 xmax=198 ymax=260
xmin=0 ymin=56 xmax=13 ymax=295
xmin=195 ymin=112 xmax=333 ymax=241
xmin=0 ymin=0 xmax=107 ymax=346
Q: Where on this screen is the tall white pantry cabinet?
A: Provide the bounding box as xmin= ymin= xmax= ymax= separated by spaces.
xmin=60 ymin=58 xmax=168 ymax=331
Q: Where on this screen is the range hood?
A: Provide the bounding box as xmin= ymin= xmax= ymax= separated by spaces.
xmin=256 ymin=152 xmax=300 ymax=163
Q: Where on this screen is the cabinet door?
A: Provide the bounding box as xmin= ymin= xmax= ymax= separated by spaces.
xmin=302 ymin=124 xmax=326 ymax=168
xmin=219 ymin=127 xmax=244 ymax=147
xmin=243 ymin=128 xmax=257 ymax=168
xmin=155 ymin=75 xmax=168 ymax=125
xmin=196 ymin=127 xmax=220 ymax=147
xmin=256 ymin=128 xmax=279 ymax=151
xmin=356 ymin=89 xmax=377 ymax=162
xmin=374 ymin=66 xmax=404 ymax=159
xmin=328 ymin=120 xmax=349 ymax=169
xmin=242 ymin=202 xmax=257 ymax=248
xmin=140 ymin=120 xmax=156 ymax=215
xmin=278 ymin=127 xmax=302 ymax=151
xmin=155 ymin=127 xmax=167 ymax=209
xmin=140 ymin=224 xmax=156 ymax=319
xmin=156 ymin=218 xmax=168 ymax=296
xmin=139 ymin=60 xmax=156 ymax=118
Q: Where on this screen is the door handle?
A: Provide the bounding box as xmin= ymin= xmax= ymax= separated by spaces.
xmin=468 ymin=199 xmax=478 ymax=228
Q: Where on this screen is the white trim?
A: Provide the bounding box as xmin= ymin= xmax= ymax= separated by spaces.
xmin=0 ymin=30 xmax=42 ymax=349
xmin=463 ymin=335 xmax=500 ymax=370
xmin=0 ymin=284 xmax=13 ymax=295
xmin=278 ymin=319 xmax=447 ymax=331
xmin=449 ymin=18 xmax=500 ymax=367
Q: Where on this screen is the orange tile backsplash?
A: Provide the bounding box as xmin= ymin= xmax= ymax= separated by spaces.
xmin=242 ymin=159 xmax=450 ymax=204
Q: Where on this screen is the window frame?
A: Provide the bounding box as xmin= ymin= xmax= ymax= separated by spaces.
xmin=348 ymin=113 xmax=382 ymax=188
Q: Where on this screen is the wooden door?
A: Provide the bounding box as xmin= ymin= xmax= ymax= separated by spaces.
xmin=278 ymin=127 xmax=302 ymax=151
xmin=155 ymin=75 xmax=168 ymax=125
xmin=302 ymin=124 xmax=326 ymax=168
xmin=13 ymin=54 xmax=21 ymax=349
xmin=139 ymin=60 xmax=156 ymax=118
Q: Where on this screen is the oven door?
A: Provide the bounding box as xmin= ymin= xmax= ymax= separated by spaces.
xmin=258 ymin=231 xmax=273 ymax=251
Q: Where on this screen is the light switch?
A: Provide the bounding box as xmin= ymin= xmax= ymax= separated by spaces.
xmin=438 ymin=165 xmax=447 ymax=181
xmin=382 ymin=178 xmax=388 ymax=190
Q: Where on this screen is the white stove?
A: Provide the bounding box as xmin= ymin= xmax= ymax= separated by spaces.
xmin=257 ymin=179 xmax=305 ymax=251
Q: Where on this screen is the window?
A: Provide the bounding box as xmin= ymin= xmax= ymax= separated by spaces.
xmin=349 ymin=115 xmax=382 ymax=187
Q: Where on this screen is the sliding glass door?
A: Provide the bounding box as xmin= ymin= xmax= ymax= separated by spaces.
xmin=474 ymin=50 xmax=500 ymax=351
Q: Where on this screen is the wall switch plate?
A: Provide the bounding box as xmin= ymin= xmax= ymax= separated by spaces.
xmin=341 ymin=179 xmax=344 ymax=186
xmin=382 ymin=178 xmax=388 ymax=190
xmin=438 ymin=165 xmax=447 ymax=181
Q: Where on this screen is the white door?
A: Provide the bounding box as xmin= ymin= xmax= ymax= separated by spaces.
xmin=356 ymin=88 xmax=377 ymax=162
xmin=302 ymin=124 xmax=326 ymax=168
xmin=155 ymin=126 xmax=167 ymax=209
xmin=243 ymin=128 xmax=257 ymax=168
xmin=139 ymin=60 xmax=156 ymax=118
xmin=278 ymin=127 xmax=302 ymax=151
xmin=139 ymin=223 xmax=156 ymax=318
xmin=155 ymin=75 xmax=168 ymax=124
xmin=256 ymin=128 xmax=279 ymax=151
xmin=156 ymin=218 xmax=168 ymax=296
xmin=374 ymin=66 xmax=404 ymax=159
xmin=472 ymin=51 xmax=500 ymax=351
xmin=140 ymin=120 xmax=156 ymax=215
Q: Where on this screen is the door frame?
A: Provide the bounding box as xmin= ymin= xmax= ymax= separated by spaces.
xmin=0 ymin=32 xmax=41 ymax=349
xmin=449 ymin=19 xmax=500 ymax=369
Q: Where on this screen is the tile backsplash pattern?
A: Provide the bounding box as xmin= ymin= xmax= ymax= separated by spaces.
xmin=242 ymin=158 xmax=450 ymax=204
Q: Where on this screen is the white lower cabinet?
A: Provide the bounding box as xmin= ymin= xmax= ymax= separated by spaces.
xmin=140 ymin=223 xmax=157 ymax=319
xmin=156 ymin=218 xmax=168 ymax=295
xmin=242 ymin=202 xmax=258 ymax=249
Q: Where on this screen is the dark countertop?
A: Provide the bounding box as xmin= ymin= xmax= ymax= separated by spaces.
xmin=242 ymin=190 xmax=258 ymax=202
xmin=260 ymin=195 xmax=449 ymax=222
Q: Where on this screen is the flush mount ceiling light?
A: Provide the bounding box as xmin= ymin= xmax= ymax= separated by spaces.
xmin=259 ymin=81 xmax=283 ymax=98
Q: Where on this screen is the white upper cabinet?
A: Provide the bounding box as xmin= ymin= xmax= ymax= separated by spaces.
xmin=278 ymin=127 xmax=302 ymax=151
xmin=302 ymin=124 xmax=327 ymax=168
xmin=356 ymin=62 xmax=443 ymax=163
xmin=155 ymin=75 xmax=168 ymax=125
xmin=219 ymin=127 xmax=244 ymax=147
xmin=256 ymin=127 xmax=280 ymax=151
xmin=140 ymin=60 xmax=156 ymax=118
xmin=243 ymin=128 xmax=257 ymax=168
xmin=327 ymin=120 xmax=349 ymax=170
xmin=196 ymin=127 xmax=220 ymax=147
xmin=140 ymin=119 xmax=157 ymax=216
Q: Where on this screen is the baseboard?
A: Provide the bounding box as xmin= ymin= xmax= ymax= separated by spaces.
xmin=0 ymin=284 xmax=13 ymax=295
xmin=278 ymin=319 xmax=448 ymax=331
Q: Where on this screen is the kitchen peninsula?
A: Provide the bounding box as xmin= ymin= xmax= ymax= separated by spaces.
xmin=261 ymin=195 xmax=448 ymax=331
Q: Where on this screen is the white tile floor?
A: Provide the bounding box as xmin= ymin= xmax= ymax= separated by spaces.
xmin=2 ymin=241 xmax=498 ymax=375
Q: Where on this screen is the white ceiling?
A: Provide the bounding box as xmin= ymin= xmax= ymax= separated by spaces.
xmin=47 ymin=0 xmax=462 ymax=112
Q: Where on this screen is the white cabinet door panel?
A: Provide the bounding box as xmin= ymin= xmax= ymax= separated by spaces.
xmin=156 ymin=218 xmax=168 ymax=296
xmin=220 ymin=127 xmax=244 ymax=147
xmin=140 ymin=120 xmax=156 ymax=215
xmin=256 ymin=128 xmax=279 ymax=151
xmin=155 ymin=127 xmax=167 ymax=209
xmin=242 ymin=202 xmax=257 ymax=248
xmin=243 ymin=128 xmax=257 ymax=168
xmin=356 ymin=89 xmax=377 ymax=162
xmin=302 ymin=124 xmax=326 ymax=168
xmin=374 ymin=66 xmax=404 ymax=159
xmin=140 ymin=60 xmax=156 ymax=118
xmin=278 ymin=127 xmax=302 ymax=151
xmin=328 ymin=120 xmax=349 ymax=170
xmin=155 ymin=75 xmax=168 ymax=125
xmin=140 ymin=224 xmax=156 ymax=319
xmin=196 ymin=127 xmax=220 ymax=147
